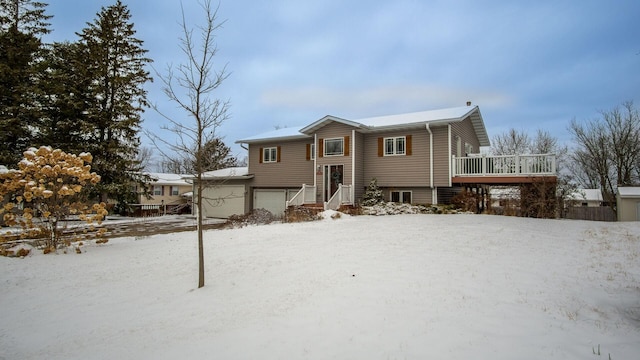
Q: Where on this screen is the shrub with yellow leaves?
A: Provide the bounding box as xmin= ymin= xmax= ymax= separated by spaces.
xmin=0 ymin=147 xmax=108 ymax=254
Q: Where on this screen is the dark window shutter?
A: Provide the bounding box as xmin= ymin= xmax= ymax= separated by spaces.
xmin=277 ymin=146 xmax=281 ymax=162
xmin=306 ymin=144 xmax=311 ymax=160
xmin=406 ymin=135 xmax=412 ymax=156
xmin=319 ymin=139 xmax=324 ymax=157
xmin=377 ymin=137 xmax=383 ymax=157
xmin=161 ymin=186 xmax=165 ymax=196
xmin=259 ymin=147 xmax=263 ymax=163
xmin=344 ymin=136 xmax=350 ymax=156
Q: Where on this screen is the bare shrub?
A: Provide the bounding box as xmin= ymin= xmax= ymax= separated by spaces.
xmin=337 ymin=205 xmax=362 ymax=215
xmin=223 ymin=208 xmax=277 ymax=228
xmin=451 ymin=190 xmax=480 ymax=213
xmin=284 ymin=206 xmax=322 ymax=223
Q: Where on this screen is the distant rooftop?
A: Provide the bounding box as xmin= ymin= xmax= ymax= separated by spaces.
xmin=145 ymin=172 xmax=190 ymax=186
xmin=618 ymin=187 xmax=640 ymax=197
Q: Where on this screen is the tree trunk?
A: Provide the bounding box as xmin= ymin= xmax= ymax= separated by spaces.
xmin=197 ymin=173 xmax=205 ymax=288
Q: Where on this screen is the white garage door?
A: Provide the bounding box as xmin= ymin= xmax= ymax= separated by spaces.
xmin=254 ymin=189 xmax=287 ymax=216
xmin=201 ymin=185 xmax=246 ymax=218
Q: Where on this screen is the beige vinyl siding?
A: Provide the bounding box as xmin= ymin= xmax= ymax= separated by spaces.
xmin=380 ymin=187 xmax=433 ymax=204
xmin=363 ymin=129 xmax=430 ymax=187
xmin=315 ymin=122 xmax=355 ymax=188
xmin=248 ymin=139 xmax=314 ymax=187
xmin=450 ymin=117 xmax=481 ymax=155
xmin=431 ymin=125 xmax=450 ymax=187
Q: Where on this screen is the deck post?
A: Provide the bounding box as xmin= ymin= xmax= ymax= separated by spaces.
xmin=451 ymin=155 xmax=457 ymax=177
xmin=482 ymin=155 xmax=486 ymax=176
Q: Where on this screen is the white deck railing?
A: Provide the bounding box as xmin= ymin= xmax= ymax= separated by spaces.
xmin=325 ymin=184 xmax=353 ymax=210
xmin=452 ymin=154 xmax=556 ymax=177
xmin=286 ymin=184 xmax=317 ymax=207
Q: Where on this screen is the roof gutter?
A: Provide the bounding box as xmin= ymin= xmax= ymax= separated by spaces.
xmin=426 ymin=123 xmax=433 ymax=188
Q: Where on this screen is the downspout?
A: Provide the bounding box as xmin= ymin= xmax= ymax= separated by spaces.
xmin=448 ymin=125 xmax=452 ymax=187
xmin=239 ymin=142 xmax=250 ymax=214
xmin=426 ymin=123 xmax=435 ymax=204
xmin=351 ymin=129 xmax=356 ymax=203
xmin=425 ymin=124 xmax=433 ymax=188
xmin=314 ymin=134 xmax=318 ymax=187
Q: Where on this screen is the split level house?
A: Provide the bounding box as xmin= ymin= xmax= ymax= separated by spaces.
xmin=226 ymin=104 xmax=557 ymax=217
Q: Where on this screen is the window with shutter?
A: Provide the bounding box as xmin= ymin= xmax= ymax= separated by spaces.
xmin=383 ymin=136 xmax=407 ymax=156
xmin=324 ymin=138 xmax=344 ymax=156
xmin=306 ymin=143 xmax=315 ymax=160
xmin=262 ymin=147 xmax=278 ymax=163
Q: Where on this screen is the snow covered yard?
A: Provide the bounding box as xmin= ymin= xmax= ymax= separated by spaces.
xmin=1 ymin=214 xmax=639 ymax=360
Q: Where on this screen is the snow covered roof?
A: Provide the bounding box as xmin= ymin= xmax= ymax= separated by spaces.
xmin=198 ymin=166 xmax=253 ymax=180
xmin=568 ymin=189 xmax=604 ymax=202
xmin=236 ymin=126 xmax=310 ymax=144
xmin=237 ymin=105 xmax=490 ymax=146
xmin=618 ymin=187 xmax=640 ymax=198
xmin=145 ymin=173 xmax=191 ymax=186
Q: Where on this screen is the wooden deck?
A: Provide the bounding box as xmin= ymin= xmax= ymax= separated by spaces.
xmin=452 ymin=175 xmax=557 ymax=185
xmin=452 ymin=154 xmax=557 ymax=185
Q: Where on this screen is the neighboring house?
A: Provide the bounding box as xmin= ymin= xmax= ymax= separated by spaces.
xmin=236 ymin=104 xmax=495 ymax=215
xmin=135 ymin=173 xmax=192 ymax=215
xmin=617 ymin=187 xmax=640 ymax=221
xmin=489 ymin=186 xmax=520 ymax=211
xmin=567 ymin=189 xmax=604 ymax=207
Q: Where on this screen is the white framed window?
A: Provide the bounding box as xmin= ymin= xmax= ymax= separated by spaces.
xmin=310 ymin=143 xmax=315 ymax=160
xmin=390 ymin=190 xmax=412 ymax=204
xmin=153 ymin=185 xmax=163 ymax=196
xmin=170 ymin=186 xmax=180 ymax=196
xmin=384 ymin=136 xmax=406 ymax=156
xmin=263 ymin=147 xmax=278 ymax=163
xmin=324 ymin=138 xmax=344 ymax=156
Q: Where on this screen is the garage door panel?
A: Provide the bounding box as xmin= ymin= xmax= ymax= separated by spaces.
xmin=254 ymin=189 xmax=287 ymax=216
xmin=202 ymin=185 xmax=245 ymax=218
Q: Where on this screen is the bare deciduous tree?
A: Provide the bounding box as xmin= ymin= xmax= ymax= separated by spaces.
xmin=569 ymin=101 xmax=640 ymax=215
xmin=148 ymin=0 xmax=229 ymax=288
xmin=159 ymin=137 xmax=238 ymax=174
xmin=135 ymin=146 xmax=154 ymax=171
xmin=490 ymin=127 xmax=575 ymax=218
xmin=490 ymin=128 xmax=530 ymax=155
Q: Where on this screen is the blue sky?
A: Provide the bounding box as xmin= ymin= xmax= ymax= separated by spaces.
xmin=45 ymin=0 xmax=639 ymax=163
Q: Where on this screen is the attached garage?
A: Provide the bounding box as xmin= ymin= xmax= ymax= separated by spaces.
xmin=201 ymin=185 xmax=246 ymax=218
xmin=190 ymin=167 xmax=253 ymax=219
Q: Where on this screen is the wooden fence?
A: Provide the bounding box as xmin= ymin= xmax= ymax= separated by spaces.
xmin=563 ymin=206 xmax=616 ymax=222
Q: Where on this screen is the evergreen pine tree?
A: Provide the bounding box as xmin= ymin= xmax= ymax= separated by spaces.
xmin=0 ymin=0 xmax=51 ymax=166
xmin=76 ymin=0 xmax=152 ymax=204
xmin=361 ymin=178 xmax=384 ymax=206
xmin=36 ymin=41 xmax=90 ymax=154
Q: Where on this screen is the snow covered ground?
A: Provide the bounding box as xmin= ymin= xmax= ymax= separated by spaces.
xmin=1 ymin=213 xmax=639 ymax=360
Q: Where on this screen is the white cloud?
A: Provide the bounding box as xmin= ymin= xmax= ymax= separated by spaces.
xmin=259 ymin=84 xmax=513 ymax=116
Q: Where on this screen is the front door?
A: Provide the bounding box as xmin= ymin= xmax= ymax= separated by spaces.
xmin=324 ymin=165 xmax=343 ymax=201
